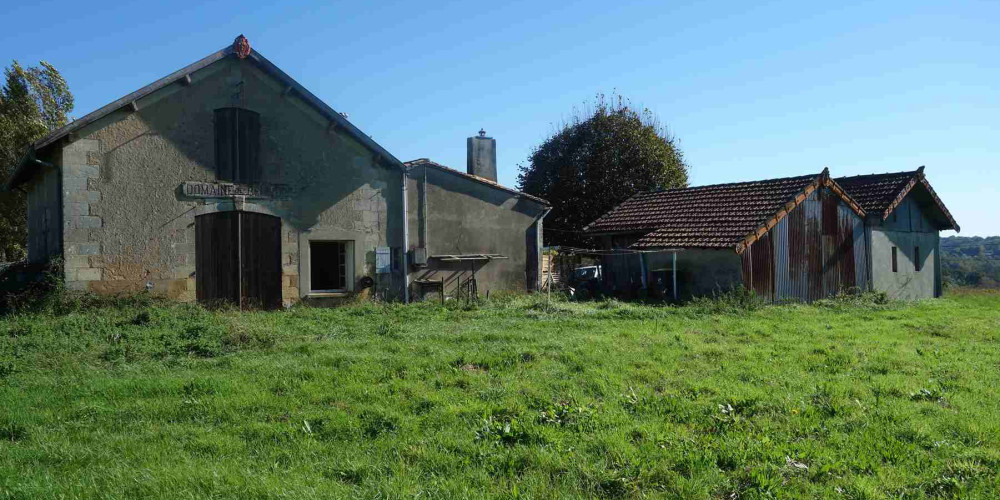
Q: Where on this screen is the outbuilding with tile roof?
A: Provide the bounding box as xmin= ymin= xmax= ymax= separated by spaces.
xmin=585 ymin=166 xmax=956 ymax=301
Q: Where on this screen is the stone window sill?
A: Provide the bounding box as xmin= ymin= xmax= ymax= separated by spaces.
xmin=306 ymin=291 xmax=350 ymax=298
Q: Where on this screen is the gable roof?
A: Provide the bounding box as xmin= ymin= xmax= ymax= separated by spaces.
xmin=835 ymin=167 xmax=959 ymax=231
xmin=585 ymin=169 xmax=866 ymax=253
xmin=6 ymin=36 xmax=404 ymax=190
xmin=403 ymin=158 xmax=549 ymax=206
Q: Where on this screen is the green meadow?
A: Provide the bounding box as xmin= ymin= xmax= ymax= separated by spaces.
xmin=1 ymin=291 xmax=998 ymax=499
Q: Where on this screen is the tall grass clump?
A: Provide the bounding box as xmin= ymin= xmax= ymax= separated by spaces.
xmin=689 ymin=285 xmax=763 ymax=315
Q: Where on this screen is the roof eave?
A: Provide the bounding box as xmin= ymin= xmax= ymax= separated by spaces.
xmin=248 ymin=50 xmax=405 ymax=171
xmin=734 ymin=170 xmax=826 ymax=254
xmin=406 ymin=160 xmax=550 ymax=206
xmin=26 ymin=43 xmax=407 ymax=180
xmin=734 ymin=168 xmax=873 ymax=254
xmin=882 ymin=168 xmax=960 ymax=232
xmin=4 ymin=149 xmax=33 ymax=192
xmin=33 ymin=45 xmax=235 ymax=152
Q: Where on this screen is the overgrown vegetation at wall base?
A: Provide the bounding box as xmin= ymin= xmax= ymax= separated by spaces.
xmin=1 ymin=291 xmax=999 ymax=498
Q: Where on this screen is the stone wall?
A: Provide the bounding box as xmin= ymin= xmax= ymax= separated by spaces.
xmin=61 ymin=139 xmax=110 ymax=291
xmin=54 ymin=56 xmax=402 ymax=305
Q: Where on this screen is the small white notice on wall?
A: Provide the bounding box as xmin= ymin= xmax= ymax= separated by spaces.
xmin=376 ymin=246 xmax=391 ymax=274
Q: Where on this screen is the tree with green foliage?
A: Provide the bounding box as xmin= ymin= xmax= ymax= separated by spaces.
xmin=0 ymin=61 xmax=73 ymax=261
xmin=517 ymin=93 xmax=688 ymax=247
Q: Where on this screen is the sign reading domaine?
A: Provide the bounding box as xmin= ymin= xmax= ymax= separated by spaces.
xmin=181 ymin=181 xmax=292 ymax=200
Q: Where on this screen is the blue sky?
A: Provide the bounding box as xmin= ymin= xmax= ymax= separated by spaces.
xmin=3 ymin=0 xmax=997 ymax=235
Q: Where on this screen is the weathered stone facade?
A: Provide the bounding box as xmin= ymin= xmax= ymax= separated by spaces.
xmin=10 ymin=43 xmax=548 ymax=307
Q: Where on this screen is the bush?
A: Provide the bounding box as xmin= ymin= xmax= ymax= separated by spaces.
xmin=0 ymin=259 xmax=63 ymax=314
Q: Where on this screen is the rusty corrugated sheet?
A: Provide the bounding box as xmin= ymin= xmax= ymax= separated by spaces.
xmin=805 ymin=191 xmax=824 ymax=301
xmin=773 ymin=214 xmax=790 ymax=301
xmin=762 ymin=188 xmax=866 ymax=302
xmin=741 ymin=230 xmax=774 ymax=301
xmin=787 ymin=199 xmax=809 ymax=300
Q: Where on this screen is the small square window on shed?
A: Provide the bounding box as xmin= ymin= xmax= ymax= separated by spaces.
xmin=310 ymin=241 xmax=348 ymax=292
xmin=891 ymin=246 xmax=898 ymax=273
xmin=914 ymin=246 xmax=921 ymax=272
xmin=214 ymin=107 xmax=261 ymax=183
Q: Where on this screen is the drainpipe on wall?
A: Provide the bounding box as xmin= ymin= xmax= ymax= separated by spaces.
xmin=401 ymin=166 xmax=410 ymax=303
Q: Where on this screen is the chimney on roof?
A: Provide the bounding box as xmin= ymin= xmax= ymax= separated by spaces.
xmin=467 ymin=129 xmax=497 ymax=182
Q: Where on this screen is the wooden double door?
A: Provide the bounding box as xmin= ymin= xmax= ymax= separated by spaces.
xmin=195 ymin=211 xmax=282 ymax=309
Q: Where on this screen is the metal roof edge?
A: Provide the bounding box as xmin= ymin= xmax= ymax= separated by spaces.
xmin=405 ymin=159 xmax=550 ymax=207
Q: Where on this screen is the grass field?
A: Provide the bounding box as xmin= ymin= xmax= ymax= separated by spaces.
xmin=1 ymin=291 xmax=999 ymax=499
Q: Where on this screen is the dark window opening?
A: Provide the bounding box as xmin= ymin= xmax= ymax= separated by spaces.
xmin=891 ymin=246 xmax=898 ymax=273
xmin=914 ymin=246 xmax=921 ymax=272
xmin=214 ymin=107 xmax=261 ymax=183
xmin=311 ymin=241 xmax=348 ymax=291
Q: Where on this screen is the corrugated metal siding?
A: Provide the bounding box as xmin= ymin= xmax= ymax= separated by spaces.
xmin=773 ymin=215 xmax=790 ymax=300
xmin=741 ymin=231 xmax=774 ymax=300
xmin=804 ymin=191 xmax=824 ymax=301
xmin=746 ymin=188 xmax=869 ymax=302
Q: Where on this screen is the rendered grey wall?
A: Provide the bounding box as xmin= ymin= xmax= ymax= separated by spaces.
xmin=869 ymin=195 xmax=941 ymax=299
xmin=405 ymin=164 xmax=546 ymax=299
xmin=55 ymin=56 xmax=403 ymax=305
xmin=869 ymin=196 xmax=941 ymax=299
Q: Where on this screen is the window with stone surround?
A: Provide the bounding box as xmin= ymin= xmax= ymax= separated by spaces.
xmin=310 ymin=241 xmax=349 ymax=292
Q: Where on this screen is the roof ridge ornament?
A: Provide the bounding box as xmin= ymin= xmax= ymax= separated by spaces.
xmin=233 ymin=34 xmax=251 ymax=59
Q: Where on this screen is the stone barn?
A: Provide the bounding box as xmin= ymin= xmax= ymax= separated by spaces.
xmin=585 ymin=167 xmax=957 ymax=301
xmin=4 ymin=36 xmax=549 ymax=308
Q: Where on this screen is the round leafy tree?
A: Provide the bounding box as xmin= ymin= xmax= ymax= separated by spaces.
xmin=517 ymin=93 xmax=688 ymax=247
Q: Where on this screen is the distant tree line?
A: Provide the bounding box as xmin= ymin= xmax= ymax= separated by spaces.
xmin=941 ymin=236 xmax=1000 ymax=288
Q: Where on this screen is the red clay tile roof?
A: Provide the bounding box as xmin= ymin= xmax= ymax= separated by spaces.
xmin=585 ymin=172 xmax=824 ymax=249
xmin=835 ymin=170 xmax=917 ymax=215
xmin=836 ymin=167 xmax=959 ymax=231
xmin=403 ymin=158 xmax=550 ymax=206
